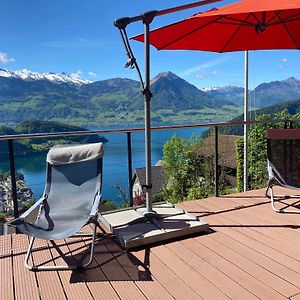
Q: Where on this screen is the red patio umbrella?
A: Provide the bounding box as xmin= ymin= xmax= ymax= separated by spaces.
xmin=133 ymin=0 xmax=300 ymax=52
xmin=132 ymin=0 xmax=300 ymax=192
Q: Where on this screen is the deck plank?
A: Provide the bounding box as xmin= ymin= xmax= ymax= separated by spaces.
xmin=165 ymin=241 xmax=259 ymax=300
xmin=103 ymin=237 xmax=175 ymax=300
xmin=30 ymin=238 xmax=67 ymax=300
xmin=184 ymin=200 xmax=300 ymax=292
xmin=89 ymin=236 xmax=148 ymax=300
xmin=134 ymin=248 xmax=203 ymax=300
xmin=11 ymin=234 xmax=40 ymax=300
xmin=191 ymin=199 xmax=300 ymax=269
xmin=0 ymin=234 xmax=14 ymax=300
xmin=2 ymin=188 xmax=300 ymax=300
xmin=48 ymin=238 xmax=94 ymax=300
xmin=67 ymin=231 xmax=121 ymax=300
xmin=150 ymin=244 xmax=230 ymax=300
xmin=180 ymin=236 xmax=287 ymax=300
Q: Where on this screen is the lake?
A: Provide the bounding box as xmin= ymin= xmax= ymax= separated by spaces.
xmin=2 ymin=126 xmax=206 ymax=206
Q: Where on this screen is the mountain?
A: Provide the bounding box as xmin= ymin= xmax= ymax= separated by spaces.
xmin=130 ymin=71 xmax=232 ymax=111
xmin=251 ymin=77 xmax=300 ymax=108
xmin=0 ymin=70 xmax=236 ymax=126
xmin=202 ymin=77 xmax=300 ymax=108
xmin=0 ymin=69 xmax=90 ymax=85
xmin=203 ymin=85 xmax=245 ymax=106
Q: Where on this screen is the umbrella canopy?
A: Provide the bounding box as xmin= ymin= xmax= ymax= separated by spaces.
xmin=133 ymin=0 xmax=300 ymax=52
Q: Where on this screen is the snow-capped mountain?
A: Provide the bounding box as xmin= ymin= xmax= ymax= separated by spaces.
xmin=0 ymin=69 xmax=91 ymax=85
xmin=202 ymin=85 xmax=245 ymax=105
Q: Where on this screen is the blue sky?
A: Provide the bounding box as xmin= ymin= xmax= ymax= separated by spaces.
xmin=1 ymin=0 xmax=300 ymax=89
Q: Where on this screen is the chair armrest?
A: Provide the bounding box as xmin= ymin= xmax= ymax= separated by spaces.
xmin=90 ymin=192 xmax=102 ymax=217
xmin=19 ymin=197 xmax=45 ymax=219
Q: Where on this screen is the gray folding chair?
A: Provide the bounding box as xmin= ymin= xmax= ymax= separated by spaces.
xmin=8 ymin=143 xmax=104 ymax=270
xmin=266 ymin=128 xmax=300 ymax=213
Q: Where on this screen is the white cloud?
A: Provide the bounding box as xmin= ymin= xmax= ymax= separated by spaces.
xmin=196 ymin=70 xmax=222 ymax=80
xmin=0 ymin=52 xmax=15 ymax=64
xmin=88 ymin=71 xmax=96 ymax=77
xmin=278 ymin=58 xmax=288 ymax=69
xmin=70 ymin=70 xmax=83 ymax=80
xmin=179 ymin=57 xmax=228 ymax=77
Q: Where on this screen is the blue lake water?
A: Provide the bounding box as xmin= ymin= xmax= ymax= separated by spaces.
xmin=2 ymin=126 xmax=206 ymax=206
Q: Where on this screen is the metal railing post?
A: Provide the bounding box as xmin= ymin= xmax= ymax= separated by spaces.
xmin=214 ymin=126 xmax=219 ymax=197
xmin=127 ymin=132 xmax=133 ymax=206
xmin=7 ymin=140 xmax=19 ymax=218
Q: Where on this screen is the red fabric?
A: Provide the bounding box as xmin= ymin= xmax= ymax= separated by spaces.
xmin=133 ymin=0 xmax=300 ymax=52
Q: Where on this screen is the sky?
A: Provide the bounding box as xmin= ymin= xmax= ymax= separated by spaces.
xmin=1 ymin=0 xmax=300 ymax=89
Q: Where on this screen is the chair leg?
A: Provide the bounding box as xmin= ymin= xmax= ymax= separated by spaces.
xmin=270 ymin=186 xmax=300 ymax=214
xmin=24 ymin=223 xmax=98 ymax=271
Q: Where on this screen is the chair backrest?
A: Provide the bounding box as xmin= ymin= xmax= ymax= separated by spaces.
xmin=37 ymin=143 xmax=103 ymax=231
xmin=267 ymin=128 xmax=300 ymax=188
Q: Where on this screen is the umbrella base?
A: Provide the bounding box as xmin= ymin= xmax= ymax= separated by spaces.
xmin=98 ymin=202 xmax=209 ymax=249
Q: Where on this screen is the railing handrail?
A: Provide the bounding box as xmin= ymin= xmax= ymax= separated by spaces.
xmin=1 ymin=118 xmax=299 ymax=141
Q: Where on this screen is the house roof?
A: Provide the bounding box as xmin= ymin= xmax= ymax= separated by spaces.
xmin=134 ymin=165 xmax=164 ymax=196
xmin=195 ymin=134 xmax=241 ymax=169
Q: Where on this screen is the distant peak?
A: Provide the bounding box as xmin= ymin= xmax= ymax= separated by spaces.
xmin=0 ymin=69 xmax=92 ymax=85
xmin=151 ymin=71 xmax=181 ymax=85
xmin=156 ymin=71 xmax=178 ymax=79
xmin=284 ymin=77 xmax=299 ymax=83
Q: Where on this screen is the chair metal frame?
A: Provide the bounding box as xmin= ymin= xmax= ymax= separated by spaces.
xmin=8 ymin=143 xmax=104 ymax=271
xmin=266 ymin=128 xmax=300 ymax=214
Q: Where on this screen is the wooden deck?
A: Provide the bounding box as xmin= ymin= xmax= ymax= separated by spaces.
xmin=1 ymin=188 xmax=300 ymax=300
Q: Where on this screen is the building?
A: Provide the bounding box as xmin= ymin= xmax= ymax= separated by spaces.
xmin=195 ymin=134 xmax=241 ymax=187
xmin=132 ymin=162 xmax=164 ymax=203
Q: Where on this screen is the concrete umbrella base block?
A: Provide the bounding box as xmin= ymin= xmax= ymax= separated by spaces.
xmin=99 ymin=202 xmax=209 ymax=249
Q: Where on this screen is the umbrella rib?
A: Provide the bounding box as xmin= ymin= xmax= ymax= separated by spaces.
xmin=157 ymin=15 xmax=225 ymax=50
xmin=220 ymin=14 xmax=252 ymax=52
xmin=276 ymin=14 xmax=300 ymax=49
xmin=266 ymin=11 xmax=282 ymax=26
xmin=217 ymin=16 xmax=255 ymax=26
xmin=270 ymin=12 xmax=300 ymax=26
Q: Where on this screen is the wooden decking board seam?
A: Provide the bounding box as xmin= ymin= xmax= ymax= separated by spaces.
xmin=166 ymin=241 xmax=259 ymax=300
xmin=64 ymin=237 xmax=97 ymax=300
xmin=200 ymin=199 xmax=300 ymax=255
xmin=86 ymin=235 xmax=148 ymax=300
xmin=48 ymin=238 xmax=94 ymax=300
xmin=78 ymin=233 xmax=122 ymax=300
xmin=133 ymin=247 xmax=203 ymax=300
xmin=189 ymin=199 xmax=300 ymax=269
xmin=179 ymin=202 xmax=299 ymax=296
xmin=11 ymin=234 xmax=40 ymax=300
xmin=203 ymin=232 xmax=299 ymax=298
xmin=0 ymin=234 xmax=15 ymax=300
xmin=191 ymin=201 xmax=300 ymax=289
xmin=30 ymin=237 xmax=67 ymax=300
xmin=46 ymin=240 xmax=69 ymax=300
xmin=206 ymin=226 xmax=300 ymax=291
xmin=101 ymin=238 xmax=174 ymax=300
xmin=10 ymin=235 xmax=17 ymax=300
xmin=150 ymin=245 xmax=230 ymax=299
xmin=227 ymin=201 xmax=300 ymax=242
xmin=201 ymin=205 xmax=300 ymax=275
xmin=185 ymin=236 xmax=288 ymax=299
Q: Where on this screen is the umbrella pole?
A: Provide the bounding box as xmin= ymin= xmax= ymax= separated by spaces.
xmin=143 ymin=18 xmax=155 ymax=216
xmin=244 ymin=50 xmax=249 ymax=192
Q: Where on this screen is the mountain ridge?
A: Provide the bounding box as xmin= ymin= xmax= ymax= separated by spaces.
xmin=1 ymin=69 xmax=299 ymax=127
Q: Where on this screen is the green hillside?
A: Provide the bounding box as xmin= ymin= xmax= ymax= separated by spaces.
xmin=0 ymin=71 xmax=239 ymax=127
xmin=218 ymin=99 xmax=300 ymax=136
xmin=0 ymin=120 xmax=107 ymax=160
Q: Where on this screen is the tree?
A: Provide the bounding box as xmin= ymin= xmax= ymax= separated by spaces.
xmin=163 ymin=134 xmax=190 ymax=202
